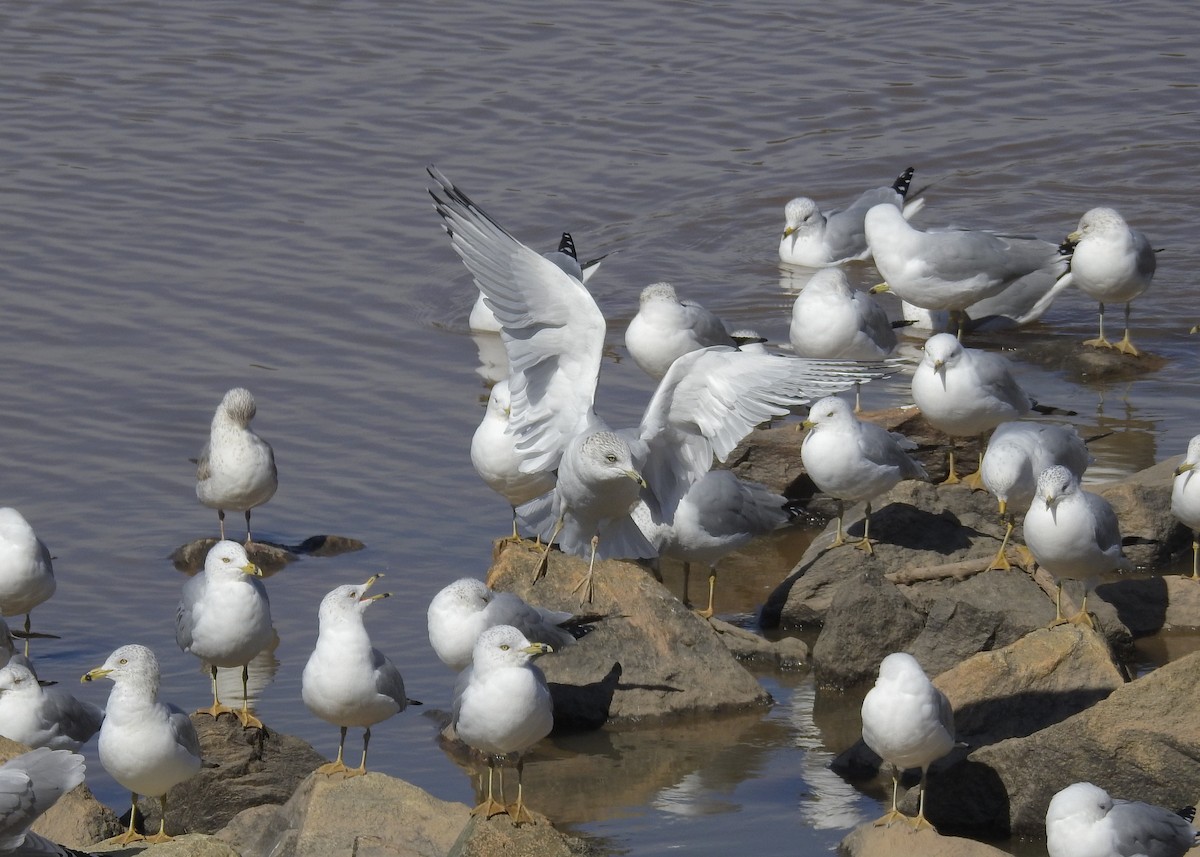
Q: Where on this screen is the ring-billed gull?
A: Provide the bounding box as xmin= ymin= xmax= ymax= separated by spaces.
xmin=470 ymin=380 xmax=557 ymax=540
xmin=0 ymin=663 xmax=103 ymax=751
xmin=911 ymin=333 xmax=1032 ymax=486
xmin=175 ymin=540 xmax=273 ymax=729
xmin=860 ymin=652 xmax=955 ymax=831
xmin=195 ymin=387 xmax=278 ymax=544
xmin=980 ymin=421 xmax=1090 ymax=571
xmin=302 ymin=575 xmax=411 ymax=777
xmin=0 ymin=747 xmax=86 ymax=854
xmin=1170 ymin=435 xmax=1200 ymax=580
xmin=1046 ymin=781 xmax=1198 ymax=857
xmin=0 ymin=508 xmax=56 ymax=657
xmin=865 ymin=204 xmax=1067 ymax=336
xmin=801 ymin=396 xmax=927 ymax=554
xmin=729 ymin=329 xmax=769 ymax=354
xmin=624 ymin=282 xmax=734 ymax=380
xmin=1060 ymin=207 xmax=1157 ymax=356
xmin=779 ymin=167 xmax=924 ymax=268
xmin=82 ymin=644 xmax=202 ymax=844
xmin=1022 ymin=465 xmax=1132 ymax=626
xmin=427 ymin=577 xmax=577 ymax=672
xmin=452 ymin=625 xmax=553 ymax=825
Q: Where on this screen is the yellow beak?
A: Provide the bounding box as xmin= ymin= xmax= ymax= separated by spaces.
xmin=81 ymin=667 xmax=112 ymax=684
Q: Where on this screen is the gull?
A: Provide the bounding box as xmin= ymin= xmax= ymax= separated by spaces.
xmin=1046 ymin=782 xmax=1198 ymax=857
xmin=195 ymin=387 xmax=278 ymax=544
xmin=0 ymin=508 xmax=56 ymax=656
xmin=452 ymin=625 xmax=553 ymax=825
xmin=865 ymin=204 xmax=1067 ymax=336
xmin=1060 ymin=207 xmax=1157 ymax=356
xmin=175 ymin=540 xmax=273 ymax=729
xmin=779 ymin=167 xmax=925 ymax=268
xmin=980 ymin=421 xmax=1090 ymax=570
xmin=427 ymin=577 xmax=577 ymax=672
xmin=429 ymin=168 xmax=887 ymax=601
xmin=302 ymin=575 xmax=410 ymax=777
xmin=910 ymin=333 xmax=1032 ymax=486
xmin=624 ymin=282 xmax=734 ymax=380
xmin=800 ymin=396 xmax=927 ymax=554
xmin=0 ymin=663 xmax=103 ymax=751
xmin=729 ymin=329 xmax=769 ymax=354
xmin=82 ymin=644 xmax=202 ymax=845
xmin=1023 ymin=465 xmax=1132 ymax=626
xmin=470 ymin=379 xmax=557 ymax=540
xmin=860 ymin=652 xmax=955 ymax=832
xmin=0 ymin=747 xmax=87 ymax=855
xmin=1170 ymin=434 xmax=1200 ymax=580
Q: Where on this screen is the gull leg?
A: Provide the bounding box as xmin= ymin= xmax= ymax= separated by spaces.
xmin=1049 ymin=580 xmax=1069 ymax=627
xmin=1191 ymin=536 xmax=1199 ymax=580
xmin=237 ymin=663 xmax=263 ymax=729
xmin=853 ymin=503 xmax=876 ymax=554
xmin=854 ymin=381 xmax=863 ymax=414
xmin=317 ymin=726 xmax=350 ymax=775
xmin=196 ymin=665 xmax=236 ymax=719
xmin=987 ymin=519 xmax=1015 ymax=571
xmin=533 ymin=518 xmax=564 ymax=583
xmin=1115 ymin=302 xmax=1141 ymax=356
xmin=695 ymin=566 xmax=717 ymax=619
xmin=681 ymin=561 xmax=692 ymax=607
xmin=910 ymin=769 xmax=938 ymax=832
xmin=570 ymin=536 xmax=600 ymax=604
xmin=961 ymin=440 xmax=986 ymax=490
xmin=348 ymin=728 xmax=370 ymax=776
xmin=144 ymin=795 xmax=175 ymax=844
xmin=829 ymin=500 xmax=847 ymax=548
xmin=939 ymin=446 xmax=962 ymax=485
xmin=872 ymin=771 xmax=908 ymax=827
xmin=244 ymin=509 xmax=254 ymax=545
xmin=1068 ymin=590 xmax=1096 ymax=628
xmin=22 ymin=614 xmax=31 ymax=658
xmin=507 ymin=757 xmax=536 ymax=826
xmin=217 ymin=509 xmax=227 ymax=541
xmin=1083 ymin=302 xmax=1115 ymax=349
xmin=471 ymin=758 xmax=507 ymax=819
xmin=116 ymin=792 xmax=147 ymax=844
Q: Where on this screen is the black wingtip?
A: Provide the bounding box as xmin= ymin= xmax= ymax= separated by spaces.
xmin=892 ymin=167 xmax=916 ymax=197
xmin=1175 ymin=805 xmax=1196 ymax=824
xmin=558 ymin=232 xmax=578 ymax=260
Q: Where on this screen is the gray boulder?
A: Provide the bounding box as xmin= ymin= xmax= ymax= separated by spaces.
xmin=838 ymin=823 xmax=1014 ymax=857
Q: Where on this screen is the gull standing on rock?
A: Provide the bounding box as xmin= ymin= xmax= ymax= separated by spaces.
xmin=624 ymin=282 xmax=734 ymax=380
xmin=1046 ymin=781 xmax=1198 ymax=857
xmin=779 ymin=167 xmax=924 ymax=268
xmin=980 ymin=421 xmax=1091 ymax=571
xmin=1060 ymin=207 xmax=1157 ymax=356
xmin=452 ymin=625 xmax=553 ymax=825
xmin=175 ymin=540 xmax=273 ymax=729
xmin=860 ymin=652 xmax=955 ymax=832
xmin=0 ymin=747 xmax=88 ymax=854
xmin=195 ymin=387 xmax=278 ymax=544
xmin=302 ymin=575 xmax=411 ymax=777
xmin=801 ymin=396 xmax=927 ymax=554
xmin=82 ymin=645 xmax=202 ymax=845
xmin=0 ymin=663 xmax=104 ymax=751
xmin=0 ymin=508 xmax=56 ymax=656
xmin=865 ymin=204 xmax=1067 ymax=337
xmin=1170 ymin=434 xmax=1200 ymax=580
xmin=911 ymin=333 xmax=1032 ymax=486
xmin=427 ymin=577 xmax=577 ymax=672
xmin=1022 ymin=465 xmax=1132 ymax=626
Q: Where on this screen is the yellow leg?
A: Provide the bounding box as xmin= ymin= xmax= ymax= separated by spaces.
xmin=506 ymin=758 xmax=536 ymax=826
xmin=987 ymin=520 xmax=1014 ymax=571
xmin=244 ymin=509 xmax=254 ymax=545
xmin=961 ymin=444 xmax=986 ymax=491
xmin=1083 ymin=303 xmax=1115 ymax=350
xmin=116 ymin=792 xmax=146 ymax=844
xmin=238 ymin=664 xmax=263 ymax=729
xmin=471 ymin=759 xmax=507 ymax=819
xmin=317 ymin=726 xmax=351 ymax=775
xmin=347 ymin=728 xmax=370 ymax=777
xmin=828 ymin=500 xmax=847 ymax=548
xmin=1191 ymin=538 xmax=1199 ymax=580
xmin=1114 ymin=303 xmax=1141 ymax=356
xmin=144 ymin=796 xmax=175 ymax=844
xmin=939 ymin=447 xmax=962 ymax=485
xmin=533 ymin=518 xmax=564 ymax=582
xmin=1068 ymin=591 xmax=1095 ymax=628
xmin=853 ymin=504 xmax=875 ymax=555
xmin=873 ymin=772 xmax=908 ymax=827
xmin=570 ymin=536 xmax=600 ymax=604
xmin=196 ymin=665 xmax=236 ymax=719
xmin=695 ymin=568 xmax=717 ymax=619
xmin=910 ymin=770 xmax=938 ymax=832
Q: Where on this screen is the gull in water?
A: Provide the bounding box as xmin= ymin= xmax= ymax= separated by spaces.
xmin=82 ymin=644 xmax=202 ymax=845
xmin=1060 ymin=207 xmax=1157 ymax=356
xmin=1170 ymin=435 xmax=1200 ymax=580
xmin=801 ymin=396 xmax=927 ymax=554
xmin=1022 ymin=465 xmax=1132 ymax=626
xmin=860 ymin=652 xmax=955 ymax=832
xmin=779 ymin=167 xmax=924 ymax=268
xmin=980 ymin=421 xmax=1091 ymax=571
xmin=0 ymin=747 xmax=87 ymax=855
xmin=175 ymin=540 xmax=273 ymax=729
xmin=0 ymin=663 xmax=103 ymax=751
xmin=470 ymin=379 xmax=557 ymax=540
xmin=911 ymin=333 xmax=1032 ymax=486
xmin=302 ymin=575 xmax=411 ymax=777
xmin=452 ymin=625 xmax=553 ymax=825
xmin=430 ymin=168 xmax=887 ymax=602
xmin=195 ymin=387 xmax=278 ymax=544
xmin=0 ymin=508 xmax=56 ymax=657
xmin=427 ymin=577 xmax=578 ymax=672
xmin=624 ymin=282 xmax=734 ymax=380
xmin=1046 ymin=781 xmax=1198 ymax=857
xmin=865 ymin=204 xmax=1067 ymax=337
xmin=729 ymin=329 xmax=769 ymax=354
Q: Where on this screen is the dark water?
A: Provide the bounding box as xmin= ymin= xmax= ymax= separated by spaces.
xmin=1 ymin=1 xmax=1196 ymax=853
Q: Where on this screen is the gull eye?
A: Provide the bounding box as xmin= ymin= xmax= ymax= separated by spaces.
xmin=605 ymin=453 xmax=617 ymax=463
xmin=499 ymin=644 xmax=510 ymax=651
xmin=119 ymin=658 xmax=128 ymax=665
xmin=346 ymin=591 xmax=357 ymax=598
xmin=222 ymin=557 xmax=231 ymax=564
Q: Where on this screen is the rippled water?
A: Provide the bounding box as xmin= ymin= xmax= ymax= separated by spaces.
xmin=1 ymin=0 xmax=1196 ymax=853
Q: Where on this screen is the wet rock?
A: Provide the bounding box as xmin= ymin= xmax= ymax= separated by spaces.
xmin=449 ymin=813 xmax=600 ymax=857
xmin=170 ymin=538 xmax=299 ymax=577
xmin=1007 ymin=330 xmax=1168 ymax=383
xmin=708 ymin=618 xmax=808 ymax=668
xmin=165 ymin=713 xmax=328 ymax=836
xmin=1094 ymin=455 xmax=1189 ymax=567
xmin=839 ymin=822 xmax=1013 ymax=857
xmin=0 ymin=736 xmax=124 ymax=849
xmin=486 ymin=540 xmax=771 ymax=727
xmin=932 ymin=648 xmax=1200 ymax=837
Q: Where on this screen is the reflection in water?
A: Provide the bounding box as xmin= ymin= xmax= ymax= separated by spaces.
xmin=789 ymin=679 xmax=870 ymax=830
xmin=200 ymin=632 xmax=281 ymax=717
xmin=169 ymin=535 xmax=364 ymax=576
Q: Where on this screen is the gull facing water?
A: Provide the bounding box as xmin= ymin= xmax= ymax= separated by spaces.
xmin=1046 ymin=781 xmax=1197 ymax=857
xmin=195 ymin=387 xmax=278 ymax=543
xmin=625 ymin=282 xmax=734 ymax=380
xmin=0 ymin=508 xmax=56 ymax=656
xmin=0 ymin=663 xmax=103 ymax=751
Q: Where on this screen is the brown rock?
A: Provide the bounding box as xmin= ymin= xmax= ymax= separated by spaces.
xmin=1095 ymin=455 xmax=1189 ymax=567
xmin=839 ymin=822 xmax=1013 ymax=857
xmin=486 ymin=540 xmax=771 ymax=727
xmin=448 ymin=813 xmax=599 ymax=857
xmin=707 ymin=618 xmax=808 ymax=668
xmin=91 ymin=833 xmax=241 ymax=855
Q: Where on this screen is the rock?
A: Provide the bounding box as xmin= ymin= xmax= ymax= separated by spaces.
xmin=0 ymin=736 xmax=124 ymax=849
xmin=1094 ymin=455 xmax=1189 ymax=567
xmin=708 ymin=618 xmax=808 ymax=668
xmin=449 ymin=813 xmax=599 ymax=857
xmin=838 ymin=822 xmax=1013 ymax=856
xmin=165 ymin=713 xmax=329 ymax=836
xmin=91 ymin=834 xmax=241 ymax=855
xmin=931 ymin=649 xmax=1200 ymax=837
xmin=486 ymin=540 xmax=771 ymax=727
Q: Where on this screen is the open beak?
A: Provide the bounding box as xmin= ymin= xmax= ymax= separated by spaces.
xmin=360 ymin=573 xmax=392 ymax=605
